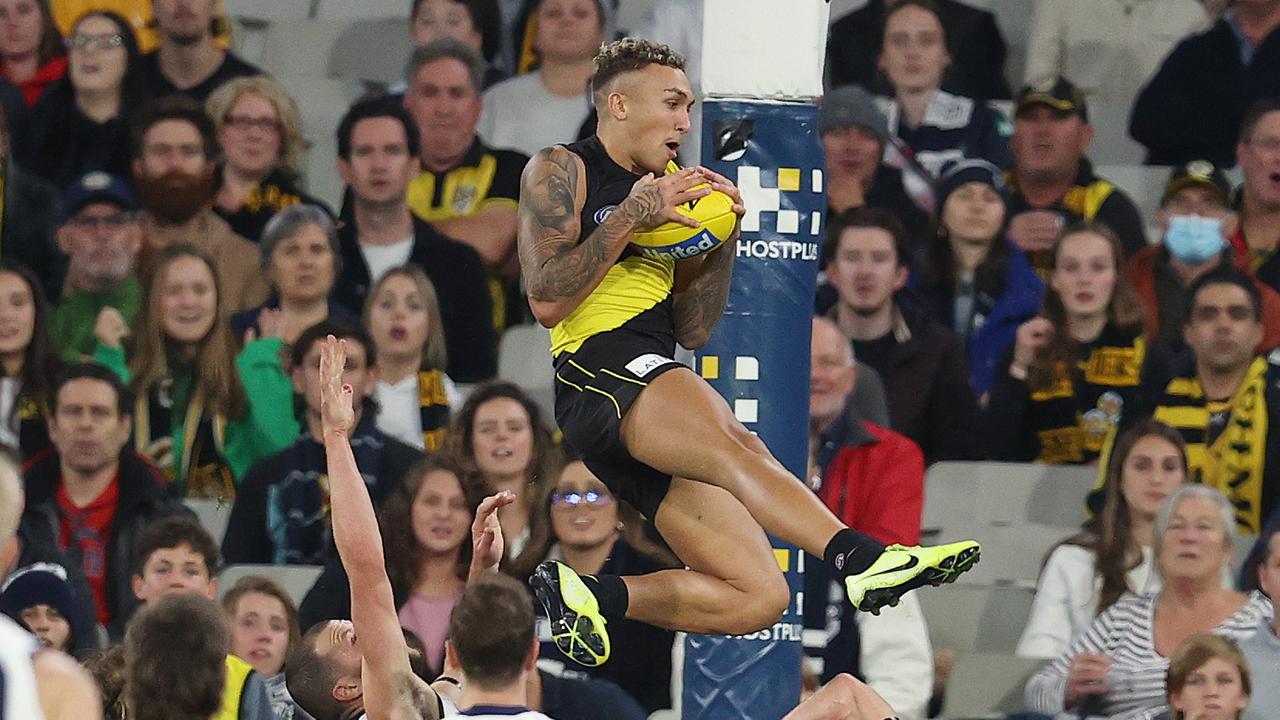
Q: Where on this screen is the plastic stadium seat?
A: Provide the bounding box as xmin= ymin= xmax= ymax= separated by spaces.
xmin=217 ymin=564 xmax=324 ymax=606
xmin=917 ymin=584 xmax=1035 ymax=657
xmin=922 ymin=461 xmax=1097 ymax=536
xmin=184 ymin=498 xmax=233 ymax=545
xmin=223 ymin=0 xmax=314 ymax=22
xmin=313 ymin=0 xmax=406 ymax=20
xmin=942 ymin=653 xmax=1048 ymax=719
xmin=274 ymin=75 xmax=358 ymax=209
xmin=258 ymin=20 xmax=353 ymax=80
xmin=327 ymin=18 xmax=414 ymax=89
xmin=498 ymin=324 xmax=556 ymax=421
xmin=1095 ymin=164 xmax=1169 ymax=229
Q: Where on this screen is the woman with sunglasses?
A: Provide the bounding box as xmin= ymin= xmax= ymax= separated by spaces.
xmin=511 ymin=458 xmax=680 ymax=714
xmin=22 ymin=11 xmax=143 ymax=190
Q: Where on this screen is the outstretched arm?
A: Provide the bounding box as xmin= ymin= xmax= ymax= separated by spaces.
xmin=672 ymin=167 xmax=746 ymax=349
xmin=518 ymin=146 xmax=709 ymax=328
xmin=320 ymin=336 xmax=440 ymax=720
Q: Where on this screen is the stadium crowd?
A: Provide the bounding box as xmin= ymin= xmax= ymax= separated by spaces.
xmin=1 ymin=0 xmax=1279 ymax=718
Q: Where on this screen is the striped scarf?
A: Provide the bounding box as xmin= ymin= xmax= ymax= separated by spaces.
xmin=1153 ymin=356 xmax=1269 ymax=533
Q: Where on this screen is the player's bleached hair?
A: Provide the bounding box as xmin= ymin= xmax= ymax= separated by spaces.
xmin=590 ymin=37 xmax=686 ymax=106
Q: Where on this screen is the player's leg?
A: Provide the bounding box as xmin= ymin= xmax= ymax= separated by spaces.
xmin=618 ymin=366 xmax=849 ymax=559
xmin=534 ymin=477 xmax=790 ymax=665
xmin=619 ymin=367 xmax=979 ymax=608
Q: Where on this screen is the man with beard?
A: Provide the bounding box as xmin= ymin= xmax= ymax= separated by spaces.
xmin=138 ymin=0 xmax=262 ymax=103
xmin=403 ymin=38 xmax=529 ymax=331
xmin=130 ymin=96 xmax=268 ymax=311
xmin=50 ymin=173 xmax=143 ymax=362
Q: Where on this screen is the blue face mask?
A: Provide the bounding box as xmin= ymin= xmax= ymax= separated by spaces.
xmin=1165 ymin=215 xmax=1225 ymax=265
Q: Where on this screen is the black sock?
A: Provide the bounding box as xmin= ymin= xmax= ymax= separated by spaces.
xmin=824 ymin=528 xmax=888 ymax=576
xmin=579 ymin=573 xmax=629 ymax=620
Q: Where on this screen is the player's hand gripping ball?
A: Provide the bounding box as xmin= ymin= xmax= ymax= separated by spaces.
xmin=630 ymin=163 xmax=738 ymax=260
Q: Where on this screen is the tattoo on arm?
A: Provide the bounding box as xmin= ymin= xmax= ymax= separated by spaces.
xmin=518 ymin=146 xmax=664 ymax=304
xmin=673 ymin=243 xmax=735 ymax=346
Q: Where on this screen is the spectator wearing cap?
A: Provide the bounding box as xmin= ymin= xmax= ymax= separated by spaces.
xmin=1005 ymin=77 xmax=1148 ymax=274
xmin=1128 ymin=160 xmax=1280 ymax=352
xmin=137 ymin=0 xmax=261 ymax=103
xmin=50 ymin=172 xmax=142 ymax=362
xmin=871 ymin=0 xmax=1012 ymax=180
xmin=909 ymin=159 xmax=1043 ymax=397
xmin=402 ymin=38 xmax=530 ymax=332
xmin=1130 ymin=0 xmax=1280 ymax=166
xmin=1023 ymin=0 xmax=1207 ymax=164
xmin=1231 ymin=99 xmax=1280 ymax=294
xmin=821 ymin=85 xmax=931 ymax=252
xmin=1 ymin=562 xmax=87 ymax=654
xmin=826 ymin=0 xmax=1011 ymax=102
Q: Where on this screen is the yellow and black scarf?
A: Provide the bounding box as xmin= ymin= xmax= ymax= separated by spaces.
xmin=1153 ymin=357 xmax=1269 ymax=533
xmin=417 ymin=369 xmax=451 ymax=453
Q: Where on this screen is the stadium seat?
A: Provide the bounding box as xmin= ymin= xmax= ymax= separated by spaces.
xmin=258 ymin=20 xmax=353 ymax=80
xmin=1095 ymin=164 xmax=1168 ymax=232
xmin=223 ymin=0 xmax=315 ymax=22
xmin=184 ymin=498 xmax=233 ymax=545
xmin=217 ymin=564 xmax=324 ymax=606
xmin=942 ymin=653 xmax=1048 ymax=719
xmin=922 ymin=461 xmax=1097 ymax=537
xmin=313 ymin=0 xmax=407 ymax=20
xmin=1234 ymin=534 xmax=1259 ymax=577
xmin=274 ymin=75 xmax=359 ymax=209
xmin=917 ymin=584 xmax=1035 ymax=656
xmin=498 ymin=323 xmax=556 ymax=421
xmin=327 ymin=18 xmax=413 ymax=89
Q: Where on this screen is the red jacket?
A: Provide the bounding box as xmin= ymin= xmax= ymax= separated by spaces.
xmin=818 ymin=420 xmax=923 ymax=546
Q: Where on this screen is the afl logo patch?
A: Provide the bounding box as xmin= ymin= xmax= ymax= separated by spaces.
xmin=593 ymin=205 xmax=618 ymax=224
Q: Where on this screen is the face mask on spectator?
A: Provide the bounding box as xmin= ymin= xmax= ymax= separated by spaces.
xmin=1165 ymin=215 xmax=1225 ymax=265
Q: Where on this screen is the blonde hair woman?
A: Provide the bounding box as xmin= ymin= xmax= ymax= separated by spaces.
xmin=206 ymin=75 xmax=331 ymax=242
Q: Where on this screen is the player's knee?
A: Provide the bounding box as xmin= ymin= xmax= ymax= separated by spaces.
xmin=732 ymin=570 xmax=789 ymax=633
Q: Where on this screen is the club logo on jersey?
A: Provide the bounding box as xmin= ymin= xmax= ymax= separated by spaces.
xmin=593 ymin=205 xmax=618 ymax=225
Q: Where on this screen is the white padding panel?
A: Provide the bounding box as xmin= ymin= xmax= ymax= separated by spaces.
xmin=701 ymin=0 xmax=829 ymax=100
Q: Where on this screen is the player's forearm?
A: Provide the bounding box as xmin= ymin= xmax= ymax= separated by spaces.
xmin=525 ymin=207 xmax=643 ymax=325
xmin=324 ymin=432 xmax=387 ymax=577
xmin=673 ymin=241 xmax=734 ymax=348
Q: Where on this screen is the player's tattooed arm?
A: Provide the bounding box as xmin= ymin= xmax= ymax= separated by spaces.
xmin=519 ymin=146 xmax=638 ymax=325
xmin=673 ymin=241 xmax=734 ymax=348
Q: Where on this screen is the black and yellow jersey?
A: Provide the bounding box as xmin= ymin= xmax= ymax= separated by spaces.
xmin=551 ymin=136 xmax=676 ymax=356
xmin=407 ymin=138 xmax=526 ymax=221
xmin=408 ymin=138 xmax=529 ymax=330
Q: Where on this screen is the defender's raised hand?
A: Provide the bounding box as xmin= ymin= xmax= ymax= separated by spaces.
xmin=319 ymin=334 xmax=355 ymax=437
